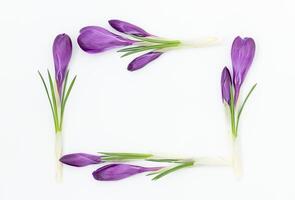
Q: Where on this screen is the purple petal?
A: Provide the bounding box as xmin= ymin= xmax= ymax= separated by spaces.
xmin=128 ymin=52 xmax=163 ymax=71
xmin=109 ymin=19 xmax=151 ymax=37
xmin=221 ymin=67 xmax=232 ymax=105
xmin=77 ymin=26 xmax=136 ymax=53
xmin=53 ymin=33 xmax=72 ymax=97
xmin=60 ymin=153 xmax=101 ymax=167
xmin=92 ymin=164 xmax=162 ymax=181
xmin=231 ymin=36 xmax=255 ymax=102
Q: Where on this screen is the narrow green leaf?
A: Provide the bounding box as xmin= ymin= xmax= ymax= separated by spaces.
xmin=131 ymin=35 xmax=181 ymax=44
xmin=38 ymin=71 xmax=57 ymax=132
xmin=229 ymin=85 xmax=236 ymax=138
xmin=118 ymin=43 xmax=179 ymax=53
xmin=146 ymin=170 xmax=162 ymax=176
xmin=58 ymin=75 xmax=76 ymax=130
xmin=100 ymin=152 xmax=153 ymax=161
xmin=47 ymin=70 xmax=59 ymax=132
xmin=99 ymin=152 xmax=153 ymax=159
xmin=99 ymin=152 xmax=152 ymax=157
xmin=117 ymin=45 xmax=161 ymax=53
xmin=62 ymin=75 xmax=77 ymax=109
xmin=59 ymin=70 xmax=70 ymax=131
xmin=120 ymin=49 xmax=148 ymax=57
xmin=235 ymin=83 xmax=257 ymax=134
xmin=102 ymin=156 xmax=149 ymax=161
xmin=61 ymin=70 xmax=69 ymax=105
xmin=145 ymin=158 xmax=183 ymax=163
xmin=152 ymin=162 xmax=194 ymax=181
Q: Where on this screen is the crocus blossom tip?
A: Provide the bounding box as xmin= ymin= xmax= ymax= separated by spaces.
xmin=128 ymin=51 xmax=163 ymax=71
xmin=92 ymin=164 xmax=162 ymax=181
xmin=108 ymin=19 xmax=151 ymax=37
xmin=53 ymin=33 xmax=72 ymax=97
xmin=77 ymin=26 xmax=136 ymax=53
xmin=60 ymin=153 xmax=101 ymax=167
xmin=231 ymin=36 xmax=255 ymax=103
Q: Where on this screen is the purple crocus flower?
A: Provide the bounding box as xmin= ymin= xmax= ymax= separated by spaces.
xmin=60 ymin=153 xmax=102 ymax=167
xmin=77 ymin=26 xmax=136 ymax=53
xmin=231 ymin=36 xmax=255 ymax=103
xmin=53 ymin=33 xmax=72 ymax=97
xmin=221 ymin=67 xmax=232 ymax=105
xmin=92 ymin=164 xmax=163 ymax=181
xmin=128 ymin=51 xmax=163 ymax=71
xmin=109 ymin=19 xmax=151 ymax=37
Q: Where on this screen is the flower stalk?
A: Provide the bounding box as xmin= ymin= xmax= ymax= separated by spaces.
xmin=39 ymin=33 xmax=76 ymax=182
xmin=55 ymin=132 xmax=63 ymax=181
xmin=60 ymin=152 xmax=230 ymax=181
xmin=180 ymin=37 xmax=219 ymax=48
xmin=221 ymin=36 xmax=256 ymax=177
xmin=39 ymin=70 xmax=76 ymax=182
xmin=78 ymin=19 xmax=218 ymax=71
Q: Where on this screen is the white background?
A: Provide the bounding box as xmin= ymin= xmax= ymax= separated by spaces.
xmin=0 ymin=0 xmax=294 ymax=199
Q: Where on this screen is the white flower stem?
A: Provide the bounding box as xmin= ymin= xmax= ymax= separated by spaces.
xmin=55 ymin=132 xmax=63 ymax=182
xmin=232 ymin=138 xmax=242 ymax=178
xmin=194 ymin=157 xmax=231 ymax=166
xmin=180 ymin=37 xmax=221 ymax=48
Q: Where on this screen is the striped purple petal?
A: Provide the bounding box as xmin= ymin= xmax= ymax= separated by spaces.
xmin=109 ymin=19 xmax=151 ymax=37
xmin=92 ymin=164 xmax=162 ymax=181
xmin=60 ymin=153 xmax=102 ymax=167
xmin=231 ymin=36 xmax=255 ymax=103
xmin=221 ymin=67 xmax=232 ymax=105
xmin=53 ymin=33 xmax=72 ymax=97
xmin=128 ymin=52 xmax=163 ymax=71
xmin=77 ymin=26 xmax=136 ymax=53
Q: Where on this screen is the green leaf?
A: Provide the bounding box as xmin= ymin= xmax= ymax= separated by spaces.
xmin=47 ymin=70 xmax=59 ymax=132
xmin=59 ymin=70 xmax=70 ymax=131
xmin=152 ymin=161 xmax=194 ymax=181
xmin=146 ymin=170 xmax=162 ymax=176
xmin=62 ymin=75 xmax=77 ymax=108
xmin=118 ymin=42 xmax=181 ymax=57
xmin=235 ymin=83 xmax=257 ymax=134
xmin=120 ymin=49 xmax=149 ymax=57
xmin=229 ymin=85 xmax=236 ymax=138
xmin=117 ymin=45 xmax=163 ymax=53
xmin=59 ymin=75 xmax=77 ymax=131
xmin=102 ymin=156 xmax=146 ymax=161
xmin=38 ymin=71 xmax=57 ymax=132
xmin=61 ymin=70 xmax=69 ymax=106
xmin=145 ymin=158 xmax=183 ymax=163
xmin=99 ymin=152 xmax=153 ymax=161
xmin=118 ymin=42 xmax=180 ymax=54
xmin=99 ymin=152 xmax=152 ymax=157
xmin=131 ymin=35 xmax=181 ymax=44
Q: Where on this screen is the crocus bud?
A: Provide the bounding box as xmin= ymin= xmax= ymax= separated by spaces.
xmin=128 ymin=51 xmax=163 ymax=71
xmin=77 ymin=26 xmax=136 ymax=53
xmin=53 ymin=33 xmax=72 ymax=97
xmin=221 ymin=67 xmax=232 ymax=105
xmin=60 ymin=153 xmax=101 ymax=167
xmin=108 ymin=19 xmax=151 ymax=37
xmin=231 ymin=36 xmax=255 ymax=103
xmin=92 ymin=164 xmax=163 ymax=181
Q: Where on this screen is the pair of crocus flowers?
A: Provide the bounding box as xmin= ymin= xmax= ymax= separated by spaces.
xmin=59 ymin=36 xmax=256 ymax=181
xmin=60 ymin=153 xmax=164 ymax=181
xmin=221 ymin=36 xmax=256 ymax=139
xmin=60 ymin=152 xmax=195 ymax=181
